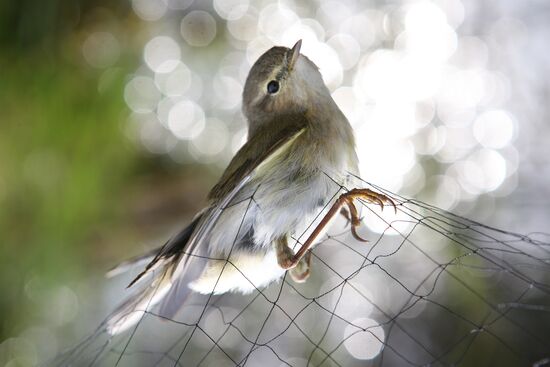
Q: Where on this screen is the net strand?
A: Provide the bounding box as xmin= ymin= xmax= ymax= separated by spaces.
xmin=47 ymin=175 xmax=550 ymax=367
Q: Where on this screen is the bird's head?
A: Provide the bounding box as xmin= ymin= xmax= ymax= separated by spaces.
xmin=242 ymin=40 xmax=330 ymax=131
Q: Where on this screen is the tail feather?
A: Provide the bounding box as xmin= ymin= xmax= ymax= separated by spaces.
xmin=104 ymin=212 xmax=205 ymax=335
xmin=106 ymin=268 xmax=173 ymax=335
xmin=105 ymin=246 xmax=160 ymax=279
xmin=157 ymin=253 xmax=208 ymax=318
xmin=126 ymin=212 xmax=205 ymax=288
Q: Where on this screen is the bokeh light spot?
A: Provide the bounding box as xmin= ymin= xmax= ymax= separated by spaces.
xmin=473 ymin=110 xmax=515 ymax=149
xmin=181 ymin=11 xmax=217 ymax=47
xmin=154 ymin=61 xmax=192 ymax=97
xmin=131 ymin=0 xmax=167 ymax=21
xmin=167 ymin=100 xmax=206 ymax=140
xmin=82 ymin=32 xmax=120 ymax=69
xmin=144 ymin=36 xmax=181 ymax=73
xmin=190 ymin=118 xmax=229 ymax=160
xmin=214 ymin=0 xmax=249 ymax=21
xmin=124 ymin=76 xmax=161 ymax=113
xmin=343 ymin=318 xmax=385 ymax=360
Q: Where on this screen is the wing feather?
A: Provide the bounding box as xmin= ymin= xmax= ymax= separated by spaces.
xmin=157 ymin=122 xmax=307 ymax=317
xmin=106 ymin=113 xmax=309 ymax=333
xmin=208 ymin=113 xmax=308 ymax=201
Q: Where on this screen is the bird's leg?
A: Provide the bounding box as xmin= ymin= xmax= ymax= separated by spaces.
xmin=289 ymin=250 xmax=312 ymax=283
xmin=278 ymin=188 xmax=396 ymax=270
xmin=275 ymin=236 xmax=312 ymax=282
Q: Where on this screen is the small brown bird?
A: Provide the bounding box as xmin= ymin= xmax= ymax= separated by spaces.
xmin=106 ymin=40 xmax=394 ymax=335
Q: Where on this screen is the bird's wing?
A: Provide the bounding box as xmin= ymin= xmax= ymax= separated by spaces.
xmin=208 ymin=113 xmax=308 ymax=201
xmin=157 ymin=115 xmax=308 ymax=316
xmin=106 ymin=115 xmax=308 ymax=333
xmin=132 ymin=113 xmax=308 ymax=287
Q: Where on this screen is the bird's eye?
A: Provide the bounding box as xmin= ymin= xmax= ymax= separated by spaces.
xmin=267 ymin=80 xmax=279 ymax=94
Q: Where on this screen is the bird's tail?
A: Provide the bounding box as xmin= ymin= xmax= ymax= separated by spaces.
xmin=104 ymin=213 xmax=205 ymax=335
xmin=105 ymin=263 xmax=174 ymax=335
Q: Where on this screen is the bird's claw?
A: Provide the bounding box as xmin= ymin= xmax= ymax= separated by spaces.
xmin=340 ymin=207 xmax=351 ymax=224
xmin=351 ymin=224 xmax=369 ymax=242
xmin=350 ymin=188 xmax=397 ymax=214
xmin=341 ymin=188 xmax=397 ymax=242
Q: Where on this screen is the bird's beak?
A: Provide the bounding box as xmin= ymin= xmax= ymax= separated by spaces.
xmin=288 ymin=39 xmax=302 ymax=72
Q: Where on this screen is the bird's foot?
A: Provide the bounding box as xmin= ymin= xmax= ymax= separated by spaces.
xmin=275 ymin=236 xmax=296 ymax=270
xmin=275 ymin=237 xmax=313 ymax=282
xmin=289 ymin=250 xmax=312 ymax=283
xmin=341 ymin=188 xmax=397 ymax=242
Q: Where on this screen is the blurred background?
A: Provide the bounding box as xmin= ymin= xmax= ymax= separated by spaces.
xmin=1 ymin=0 xmax=550 ymax=365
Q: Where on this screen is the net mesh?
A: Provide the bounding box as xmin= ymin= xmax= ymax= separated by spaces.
xmin=50 ymin=175 xmax=550 ymax=367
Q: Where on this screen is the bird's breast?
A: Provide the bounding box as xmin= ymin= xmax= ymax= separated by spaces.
xmin=250 ymin=138 xmax=354 ymax=248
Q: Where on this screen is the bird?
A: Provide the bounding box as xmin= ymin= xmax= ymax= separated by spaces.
xmin=105 ymin=40 xmax=395 ymax=335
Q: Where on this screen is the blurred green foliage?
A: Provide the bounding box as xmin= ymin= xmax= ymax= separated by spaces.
xmin=0 ymin=55 xmax=137 ymax=338
xmin=0 ymin=2 xmax=223 ymax=347
xmin=0 ymin=0 xmax=133 ymax=50
xmin=0 ymin=0 xmax=140 ymax=340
